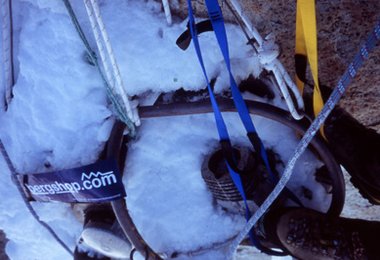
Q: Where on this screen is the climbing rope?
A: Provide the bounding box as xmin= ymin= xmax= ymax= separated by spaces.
xmin=83 ymin=0 xmax=140 ymax=126
xmin=62 ymin=0 xmax=138 ymax=136
xmin=0 ymin=0 xmax=14 ymax=110
xmin=227 ymin=19 xmax=380 ymax=258
xmin=0 ymin=139 xmax=73 ymax=257
xmin=225 ymin=0 xmax=305 ymax=120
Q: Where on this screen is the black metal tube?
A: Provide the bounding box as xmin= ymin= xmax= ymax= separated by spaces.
xmin=107 ymin=121 xmax=162 ymax=260
xmin=139 ymin=98 xmax=299 ymax=129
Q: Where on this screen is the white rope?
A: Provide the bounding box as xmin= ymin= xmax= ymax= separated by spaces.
xmin=162 ymin=0 xmax=172 ymax=26
xmin=1 ymin=0 xmax=13 ymax=109
xmin=83 ymin=0 xmax=140 ymax=126
xmin=227 ymin=0 xmax=304 ymax=120
xmin=227 ymin=0 xmax=263 ymax=45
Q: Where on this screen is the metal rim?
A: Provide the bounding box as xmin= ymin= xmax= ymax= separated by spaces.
xmin=109 ymin=98 xmax=345 ymax=259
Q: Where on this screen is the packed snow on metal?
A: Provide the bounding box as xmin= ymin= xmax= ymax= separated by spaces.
xmin=0 ymin=0 xmax=334 ymax=259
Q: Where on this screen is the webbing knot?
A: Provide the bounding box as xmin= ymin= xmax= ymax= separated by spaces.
xmin=257 ymin=34 xmax=280 ymax=65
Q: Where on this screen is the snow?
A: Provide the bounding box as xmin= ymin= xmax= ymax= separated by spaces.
xmin=1 ymin=0 xmax=372 ymax=259
xmin=125 ymin=112 xmax=328 ymax=258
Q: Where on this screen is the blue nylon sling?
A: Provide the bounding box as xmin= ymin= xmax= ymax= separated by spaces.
xmin=186 ymin=0 xmax=257 ymax=246
xmin=186 ymin=0 xmax=291 ymax=254
xmin=204 ymin=0 xmax=278 ymax=183
xmin=186 ymin=1 xmax=247 ymax=200
xmin=202 ymin=0 xmax=303 ymax=209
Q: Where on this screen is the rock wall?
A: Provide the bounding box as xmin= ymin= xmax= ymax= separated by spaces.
xmin=170 ymin=0 xmax=380 ymax=132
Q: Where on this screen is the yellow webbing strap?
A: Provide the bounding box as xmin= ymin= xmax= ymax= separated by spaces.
xmin=295 ymin=0 xmax=324 ymax=118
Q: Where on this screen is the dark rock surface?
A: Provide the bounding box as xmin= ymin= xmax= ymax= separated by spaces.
xmin=0 ymin=230 xmax=9 ymax=260
xmin=171 ymin=0 xmax=380 ymax=132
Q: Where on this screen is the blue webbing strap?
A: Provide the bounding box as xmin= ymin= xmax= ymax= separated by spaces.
xmin=187 ymin=3 xmax=228 ymax=141
xmin=187 ymin=1 xmax=290 ymax=255
xmin=204 ymin=0 xmax=279 ymax=185
xmin=186 ymin=2 xmax=250 ymax=206
xmin=204 ymin=0 xmax=304 ymax=208
xmin=228 ymin=19 xmax=380 ymax=257
xmin=186 ymin=0 xmax=257 ymax=246
xmin=204 ymin=0 xmax=304 ymax=210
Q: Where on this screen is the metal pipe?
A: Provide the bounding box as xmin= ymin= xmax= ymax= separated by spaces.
xmin=1 ymin=0 xmax=14 ymax=109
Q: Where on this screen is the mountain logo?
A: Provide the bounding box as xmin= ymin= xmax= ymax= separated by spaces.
xmin=81 ymin=171 xmax=114 ymax=181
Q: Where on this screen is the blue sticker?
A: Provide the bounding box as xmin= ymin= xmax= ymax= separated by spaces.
xmin=20 ymin=159 xmax=126 ymax=203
